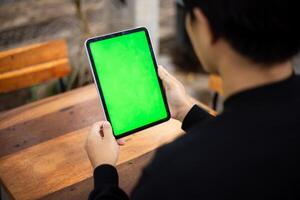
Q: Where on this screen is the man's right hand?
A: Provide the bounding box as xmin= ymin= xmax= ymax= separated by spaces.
xmin=158 ymin=65 xmax=195 ymax=122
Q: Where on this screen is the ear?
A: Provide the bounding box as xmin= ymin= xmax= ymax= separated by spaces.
xmin=193 ymin=8 xmax=214 ymax=44
xmin=193 ymin=8 xmax=206 ymax=23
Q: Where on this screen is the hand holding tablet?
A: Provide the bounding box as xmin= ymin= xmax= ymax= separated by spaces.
xmin=85 ymin=27 xmax=170 ymax=139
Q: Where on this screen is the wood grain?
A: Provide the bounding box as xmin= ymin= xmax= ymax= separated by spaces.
xmin=42 ymin=151 xmax=155 ymax=200
xmin=209 ymin=75 xmax=223 ymax=95
xmin=0 ymin=80 xmax=183 ymax=200
xmin=0 ymin=119 xmax=182 ymax=200
xmin=0 ymin=84 xmax=97 ymax=130
xmin=0 ymin=39 xmax=71 ymax=93
xmin=0 ymin=40 xmax=68 ymax=74
xmin=0 ymin=58 xmax=70 ymax=93
xmin=0 ymin=98 xmax=102 ymax=157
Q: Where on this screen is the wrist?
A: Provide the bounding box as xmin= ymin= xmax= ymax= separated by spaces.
xmin=177 ymin=99 xmax=194 ymax=122
xmin=90 ymin=155 xmax=117 ymax=169
xmin=92 ymin=160 xmax=116 ymax=169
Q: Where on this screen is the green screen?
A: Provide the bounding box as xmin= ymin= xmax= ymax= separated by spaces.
xmin=89 ymin=30 xmax=168 ymax=136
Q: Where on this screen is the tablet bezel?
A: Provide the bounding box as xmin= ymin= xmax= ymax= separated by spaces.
xmin=85 ymin=27 xmax=170 ymax=139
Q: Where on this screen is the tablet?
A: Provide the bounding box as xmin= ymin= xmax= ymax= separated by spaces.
xmin=85 ymin=27 xmax=170 ymax=139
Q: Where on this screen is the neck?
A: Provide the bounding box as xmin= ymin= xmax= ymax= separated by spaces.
xmin=218 ymin=56 xmax=293 ymax=99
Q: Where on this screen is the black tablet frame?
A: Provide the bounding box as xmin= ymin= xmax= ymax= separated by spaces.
xmin=85 ymin=27 xmax=171 ymax=139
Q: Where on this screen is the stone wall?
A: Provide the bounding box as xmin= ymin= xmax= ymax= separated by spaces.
xmin=0 ymin=0 xmax=176 ymax=86
xmin=0 ymin=0 xmax=178 ymax=110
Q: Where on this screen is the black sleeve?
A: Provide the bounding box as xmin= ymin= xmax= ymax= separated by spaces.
xmin=181 ymin=105 xmax=213 ymax=131
xmin=89 ymin=105 xmax=213 ymax=200
xmin=89 ymin=164 xmax=129 ymax=200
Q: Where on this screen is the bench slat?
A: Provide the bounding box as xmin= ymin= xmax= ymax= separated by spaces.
xmin=0 ymin=84 xmax=97 ymax=130
xmin=0 ymin=58 xmax=70 ymax=93
xmin=41 ymin=152 xmax=155 ymax=200
xmin=0 ymin=98 xmax=102 ymax=157
xmin=0 ymin=40 xmax=68 ymax=74
xmin=0 ymin=119 xmax=182 ymax=200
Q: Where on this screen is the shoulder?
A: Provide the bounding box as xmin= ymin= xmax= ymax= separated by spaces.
xmin=146 ymin=109 xmax=245 ymax=171
xmin=135 ymin=116 xmax=235 ymax=198
xmin=147 ymin=113 xmax=230 ymax=169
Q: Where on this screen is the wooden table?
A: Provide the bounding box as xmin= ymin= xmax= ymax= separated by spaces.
xmin=0 ymin=84 xmax=183 ymax=200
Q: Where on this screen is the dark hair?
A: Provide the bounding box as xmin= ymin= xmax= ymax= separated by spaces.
xmin=183 ymin=0 xmax=300 ymax=65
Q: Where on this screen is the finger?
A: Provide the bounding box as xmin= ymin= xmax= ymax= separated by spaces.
xmin=158 ymin=65 xmax=176 ymax=81
xmin=158 ymin=65 xmax=169 ymax=79
xmin=91 ymin=121 xmax=102 ymax=135
xmin=117 ymin=138 xmax=125 ymax=146
xmin=102 ymin=121 xmax=114 ymax=139
xmin=158 ymin=66 xmax=172 ymax=89
xmin=159 ymin=65 xmax=179 ymax=86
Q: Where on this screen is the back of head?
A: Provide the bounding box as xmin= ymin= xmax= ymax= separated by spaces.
xmin=184 ymin=0 xmax=300 ymax=65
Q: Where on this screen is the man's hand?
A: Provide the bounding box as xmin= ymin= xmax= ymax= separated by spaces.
xmin=158 ymin=65 xmax=195 ymax=122
xmin=85 ymin=121 xmax=124 ymax=169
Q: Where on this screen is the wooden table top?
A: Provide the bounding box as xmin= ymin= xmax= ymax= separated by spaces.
xmin=0 ymin=84 xmax=183 ymax=200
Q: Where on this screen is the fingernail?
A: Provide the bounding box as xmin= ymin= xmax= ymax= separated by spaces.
xmin=103 ymin=121 xmax=111 ymax=128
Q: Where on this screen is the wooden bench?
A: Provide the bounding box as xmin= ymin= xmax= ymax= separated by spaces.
xmin=0 ymin=40 xmax=71 ymax=93
xmin=208 ymin=75 xmax=223 ymax=110
xmin=0 ymin=84 xmax=183 ymax=200
xmin=209 ymin=75 xmax=223 ymax=95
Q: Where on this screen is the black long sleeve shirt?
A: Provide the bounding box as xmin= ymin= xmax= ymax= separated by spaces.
xmin=89 ymin=74 xmax=300 ymax=200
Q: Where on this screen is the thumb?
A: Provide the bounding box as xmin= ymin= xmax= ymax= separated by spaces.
xmin=158 ymin=65 xmax=173 ymax=89
xmin=102 ymin=121 xmax=114 ymax=139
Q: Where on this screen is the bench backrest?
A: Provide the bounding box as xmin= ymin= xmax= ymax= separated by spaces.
xmin=0 ymin=40 xmax=71 ymax=93
xmin=209 ymin=75 xmax=223 ymax=95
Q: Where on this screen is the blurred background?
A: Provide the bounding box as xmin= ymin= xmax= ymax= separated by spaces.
xmin=0 ymin=0 xmax=214 ymax=112
xmin=0 ymin=0 xmax=299 ymax=112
